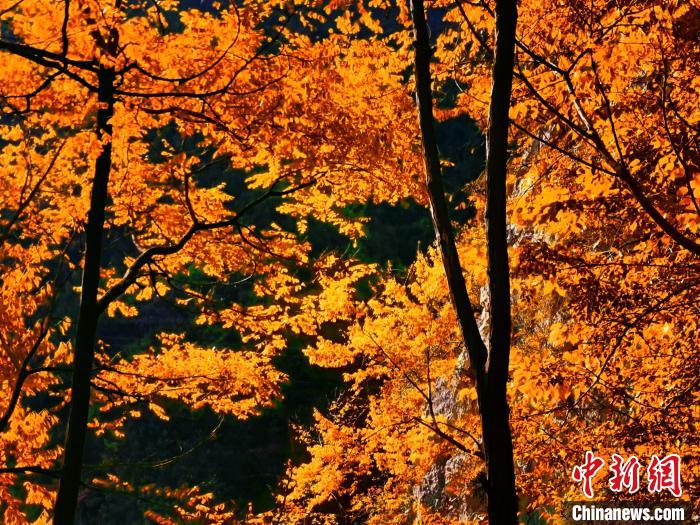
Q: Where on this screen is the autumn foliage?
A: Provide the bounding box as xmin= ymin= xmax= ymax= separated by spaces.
xmin=0 ymin=0 xmax=698 ymax=523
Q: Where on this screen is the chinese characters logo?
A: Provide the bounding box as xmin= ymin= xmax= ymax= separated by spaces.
xmin=572 ymin=452 xmax=682 ymax=498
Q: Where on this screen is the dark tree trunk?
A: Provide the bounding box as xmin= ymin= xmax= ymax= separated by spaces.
xmin=484 ymin=0 xmax=519 ymax=521
xmin=410 ymin=0 xmax=488 ymax=397
xmin=410 ymin=0 xmax=518 ymax=522
xmin=53 ymin=66 xmax=115 ymax=525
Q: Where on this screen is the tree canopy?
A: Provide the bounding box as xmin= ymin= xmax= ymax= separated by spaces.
xmin=0 ymin=0 xmax=697 ymax=523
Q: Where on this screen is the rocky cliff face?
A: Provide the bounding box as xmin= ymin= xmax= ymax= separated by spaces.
xmin=412 ymin=357 xmax=487 ymax=522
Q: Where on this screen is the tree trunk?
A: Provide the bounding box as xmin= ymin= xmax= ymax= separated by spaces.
xmin=53 ymin=66 xmax=115 ymax=525
xmin=483 ymin=0 xmax=519 ymax=521
xmin=410 ymin=0 xmax=489 ymax=401
xmin=410 ymin=0 xmax=518 ymax=522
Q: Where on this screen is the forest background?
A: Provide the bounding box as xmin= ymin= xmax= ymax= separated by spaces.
xmin=0 ymin=0 xmax=697 ymax=523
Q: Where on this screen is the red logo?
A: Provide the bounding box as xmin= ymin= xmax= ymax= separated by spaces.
xmin=572 ymin=452 xmax=682 ymax=498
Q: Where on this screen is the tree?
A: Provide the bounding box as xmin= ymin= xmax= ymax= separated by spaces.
xmin=0 ymin=0 xmax=422 ymax=521
xmin=411 ymin=0 xmax=518 ymax=520
xmin=266 ymin=0 xmax=698 ymax=522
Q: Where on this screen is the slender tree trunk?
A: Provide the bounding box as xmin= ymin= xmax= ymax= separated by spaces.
xmin=410 ymin=0 xmax=488 ymax=398
xmin=53 ymin=66 xmax=115 ymax=525
xmin=410 ymin=0 xmax=518 ymax=522
xmin=483 ymin=0 xmax=519 ymax=521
